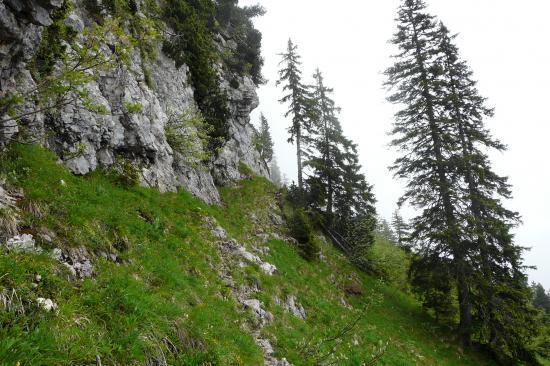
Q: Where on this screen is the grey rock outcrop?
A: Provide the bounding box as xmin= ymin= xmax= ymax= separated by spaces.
xmin=1 ymin=0 xmax=270 ymax=205
xmin=0 ymin=0 xmax=56 ymax=145
xmin=51 ymin=247 xmax=94 ymax=279
xmin=213 ymin=75 xmax=269 ymax=184
xmin=282 ymin=295 xmax=306 ymax=320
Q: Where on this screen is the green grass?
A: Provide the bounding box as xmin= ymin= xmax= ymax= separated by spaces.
xmin=0 ymin=145 xmax=497 ymax=365
xmin=0 ymin=145 xmax=261 ymax=365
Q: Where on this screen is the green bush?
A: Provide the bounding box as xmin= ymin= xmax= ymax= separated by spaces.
xmin=165 ymin=109 xmax=217 ymax=166
xmin=30 ymin=0 xmax=76 ymax=78
xmin=287 ymin=208 xmax=320 ymax=261
xmin=367 ymin=236 xmax=410 ymax=290
xmin=107 ymin=158 xmax=141 ymax=188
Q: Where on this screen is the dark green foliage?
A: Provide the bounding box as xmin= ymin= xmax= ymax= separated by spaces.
xmin=286 ymin=207 xmax=319 ymax=261
xmin=386 ymin=0 xmax=543 ymax=362
xmin=533 ymin=284 xmax=550 ymax=313
xmin=331 ymin=141 xmax=377 ymax=237
xmin=30 ymin=0 xmax=76 ymax=78
xmin=216 ymin=1 xmax=265 ymax=84
xmin=97 ymin=0 xmax=138 ymax=15
xmin=410 ymin=256 xmax=456 ymax=322
xmin=162 ymin=0 xmax=266 ymax=151
xmin=253 ymin=113 xmax=274 ymax=163
xmin=162 ymin=0 xmax=229 ymax=152
xmin=343 ymin=215 xmax=377 ymax=261
xmin=235 ymin=26 xmax=264 ymax=84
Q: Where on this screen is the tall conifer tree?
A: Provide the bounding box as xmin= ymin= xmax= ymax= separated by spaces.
xmin=277 ymin=39 xmax=311 ymax=190
xmin=306 ymin=69 xmax=345 ymax=222
xmin=254 ymin=113 xmax=274 ymax=163
xmin=385 ymin=0 xmax=472 ymax=345
xmin=391 ymin=209 xmax=410 ymax=250
xmin=436 ymin=22 xmax=541 ymax=363
xmin=387 ymin=0 xmax=542 ymax=359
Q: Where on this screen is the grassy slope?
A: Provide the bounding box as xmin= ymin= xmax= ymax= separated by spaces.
xmin=0 ymin=145 xmax=496 ymax=365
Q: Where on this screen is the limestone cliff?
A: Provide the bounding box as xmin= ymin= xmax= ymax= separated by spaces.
xmin=0 ymin=0 xmax=269 ymax=204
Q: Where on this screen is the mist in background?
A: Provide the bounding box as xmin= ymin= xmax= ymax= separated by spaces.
xmin=241 ymin=0 xmax=550 ymax=287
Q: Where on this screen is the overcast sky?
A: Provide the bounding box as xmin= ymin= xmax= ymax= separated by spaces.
xmin=241 ymin=0 xmax=550 ymax=288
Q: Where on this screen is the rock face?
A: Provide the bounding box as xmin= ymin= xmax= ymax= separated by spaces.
xmin=0 ymin=0 xmax=57 ymax=144
xmin=214 ymin=75 xmax=269 ymax=184
xmin=0 ymin=0 xmax=270 ymax=205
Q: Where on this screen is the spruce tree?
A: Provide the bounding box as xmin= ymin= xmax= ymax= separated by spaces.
xmin=332 ymin=140 xmax=377 ymax=238
xmin=337 ymin=140 xmax=377 ymax=255
xmin=254 ymin=113 xmax=274 ymax=163
xmin=387 ymin=1 xmax=542 ymax=359
xmin=385 ymin=0 xmax=472 ymax=345
xmin=305 ymin=69 xmax=345 ymax=222
xmin=437 ymin=22 xmax=541 ymax=362
xmin=299 ymin=69 xmax=377 ymax=253
xmin=269 ymin=157 xmax=283 ymax=187
xmin=276 ymin=39 xmax=311 ymax=190
xmin=533 ymin=284 xmax=550 ymax=313
xmin=391 ymin=209 xmax=410 ymax=251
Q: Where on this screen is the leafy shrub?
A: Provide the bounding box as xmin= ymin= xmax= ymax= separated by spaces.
xmin=366 ymin=236 xmax=410 ymax=290
xmin=83 ymin=0 xmax=162 ymax=88
xmin=30 ymin=0 xmax=76 ymax=78
xmin=108 ymin=158 xmax=141 ymax=188
xmin=3 ymin=17 xmax=134 ymax=138
xmin=165 ymin=109 xmax=217 ymax=166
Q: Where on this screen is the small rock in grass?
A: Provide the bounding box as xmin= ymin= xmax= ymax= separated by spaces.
xmin=36 ymin=297 xmax=57 ymax=312
xmin=5 ymin=234 xmax=41 ymax=253
xmin=211 ymin=226 xmax=227 ymax=240
xmin=259 ymin=262 xmax=277 ymax=276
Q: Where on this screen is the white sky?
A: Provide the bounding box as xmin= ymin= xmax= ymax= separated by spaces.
xmin=241 ymin=0 xmax=550 ymax=288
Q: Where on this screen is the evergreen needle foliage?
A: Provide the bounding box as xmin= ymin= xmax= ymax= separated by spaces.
xmin=253 ymin=113 xmax=274 ymax=163
xmin=276 ymin=39 xmax=311 ymax=191
xmin=386 ymin=0 xmax=544 ymax=363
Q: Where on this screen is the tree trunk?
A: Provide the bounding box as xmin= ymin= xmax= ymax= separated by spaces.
xmin=457 ymin=267 xmax=473 ymax=346
xmin=296 ymin=126 xmax=303 ymax=190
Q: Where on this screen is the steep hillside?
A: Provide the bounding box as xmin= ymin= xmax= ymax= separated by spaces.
xmin=0 ymin=145 xmax=497 ymax=365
